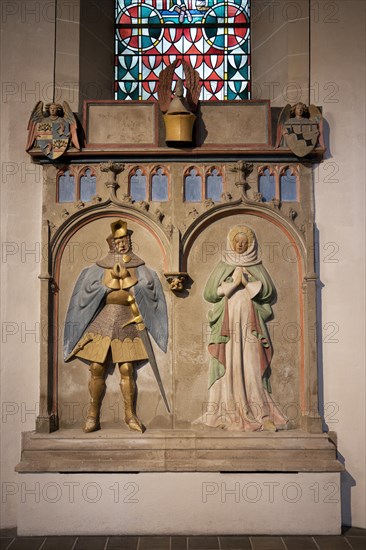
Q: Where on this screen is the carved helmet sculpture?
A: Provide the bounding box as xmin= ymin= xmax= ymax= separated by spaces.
xmin=157 ymin=60 xmax=202 ymax=145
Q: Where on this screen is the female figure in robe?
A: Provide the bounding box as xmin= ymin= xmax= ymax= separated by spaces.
xmin=203 ymin=225 xmax=287 ymax=431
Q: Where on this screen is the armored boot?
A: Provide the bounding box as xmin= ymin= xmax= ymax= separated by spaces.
xmin=84 ymin=362 xmax=106 ymax=433
xmin=119 ymin=362 xmax=144 ymax=433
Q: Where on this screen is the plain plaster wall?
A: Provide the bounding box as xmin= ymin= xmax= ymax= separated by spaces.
xmin=0 ymin=0 xmax=365 ymax=530
xmin=0 ymin=0 xmax=56 ymax=528
xmin=310 ymin=0 xmax=366 ymax=529
xmin=252 ymin=0 xmax=310 ymax=106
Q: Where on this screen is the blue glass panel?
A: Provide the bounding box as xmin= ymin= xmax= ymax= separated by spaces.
xmin=151 ymin=168 xmax=168 ymax=201
xmin=206 ymin=169 xmax=222 ymax=201
xmin=280 ymin=169 xmax=297 ymax=201
xmin=80 ymin=168 xmax=97 ymax=202
xmin=58 ymin=170 xmax=75 ymax=203
xmin=258 ymin=169 xmax=275 ymax=202
xmin=185 ymin=168 xmax=202 ymax=201
xmin=130 ymin=168 xmax=147 ymax=201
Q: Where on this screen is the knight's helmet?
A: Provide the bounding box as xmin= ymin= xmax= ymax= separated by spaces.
xmin=163 ymin=78 xmax=196 ymax=143
xmin=107 ymin=220 xmax=137 ymax=290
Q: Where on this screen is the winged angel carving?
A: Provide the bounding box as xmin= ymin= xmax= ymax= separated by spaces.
xmin=26 ymin=101 xmax=80 ymax=160
xmin=275 ymin=103 xmax=324 ymax=157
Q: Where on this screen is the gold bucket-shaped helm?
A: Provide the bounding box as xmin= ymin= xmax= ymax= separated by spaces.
xmin=163 ymin=80 xmax=196 ymax=143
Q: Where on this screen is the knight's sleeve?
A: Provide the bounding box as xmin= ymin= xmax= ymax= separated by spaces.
xmin=134 ymin=266 xmax=168 ymax=353
xmin=63 ymin=264 xmax=107 ymax=361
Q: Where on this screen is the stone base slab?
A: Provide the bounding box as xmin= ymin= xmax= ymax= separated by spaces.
xmin=16 ymin=472 xmax=341 ymax=535
xmin=15 ymin=429 xmax=343 ymax=473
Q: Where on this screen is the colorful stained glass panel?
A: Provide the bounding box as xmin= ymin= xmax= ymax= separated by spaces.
xmin=115 ymin=0 xmax=250 ymax=101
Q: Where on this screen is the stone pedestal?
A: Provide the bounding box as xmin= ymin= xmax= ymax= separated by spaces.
xmin=16 ymin=472 xmax=341 ymax=535
xmin=16 ymin=428 xmax=342 ymax=473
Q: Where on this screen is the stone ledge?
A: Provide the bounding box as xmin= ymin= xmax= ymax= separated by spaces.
xmin=16 ymin=429 xmax=343 ymax=473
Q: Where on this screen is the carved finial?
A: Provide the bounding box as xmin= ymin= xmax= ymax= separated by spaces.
xmin=155 ymin=209 xmax=164 ymax=222
xmin=137 ymin=200 xmax=150 ymax=211
xmin=271 ymin=198 xmax=281 ymax=210
xmin=165 ymin=221 xmax=175 ymax=237
xmin=121 ymin=193 xmax=133 ymax=203
xmin=74 ymin=200 xmax=84 ymax=210
xmin=204 ymin=198 xmax=215 ymax=209
xmin=91 ymin=194 xmax=102 ymax=204
xmin=288 ymin=208 xmax=297 ymax=220
xmin=220 ymin=192 xmax=232 ymax=202
xmin=231 ymin=161 xmax=254 ymax=198
xmin=188 ymin=208 xmax=199 ymax=219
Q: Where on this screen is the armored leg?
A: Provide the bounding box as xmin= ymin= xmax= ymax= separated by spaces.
xmin=119 ymin=362 xmax=144 ymax=433
xmin=84 ymin=362 xmax=106 ymax=433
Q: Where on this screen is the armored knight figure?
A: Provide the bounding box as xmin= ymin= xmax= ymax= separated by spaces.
xmin=63 ymin=220 xmax=168 ymax=433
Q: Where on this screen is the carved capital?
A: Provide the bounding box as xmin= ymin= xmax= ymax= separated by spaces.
xmin=100 ymin=162 xmax=125 ymax=176
xmin=164 ymin=272 xmax=189 ymax=293
xmin=101 ymin=162 xmax=125 ymax=192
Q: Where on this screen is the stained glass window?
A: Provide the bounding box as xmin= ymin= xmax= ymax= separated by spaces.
xmin=115 ymin=0 xmax=250 ymax=101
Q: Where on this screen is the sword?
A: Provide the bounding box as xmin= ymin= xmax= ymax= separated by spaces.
xmin=122 ymin=303 xmax=171 ymax=414
xmin=137 ymin=326 xmax=171 ymax=414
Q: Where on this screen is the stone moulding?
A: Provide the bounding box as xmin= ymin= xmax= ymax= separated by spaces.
xmin=15 ymin=429 xmax=343 ymax=473
xmin=26 ymin=103 xmax=326 ymax=161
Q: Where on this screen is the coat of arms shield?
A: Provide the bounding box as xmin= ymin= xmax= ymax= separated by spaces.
xmin=284 ymin=121 xmax=319 ymax=157
xmin=26 ymin=101 xmax=80 ymax=160
xmin=36 ymin=120 xmax=70 ymax=160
